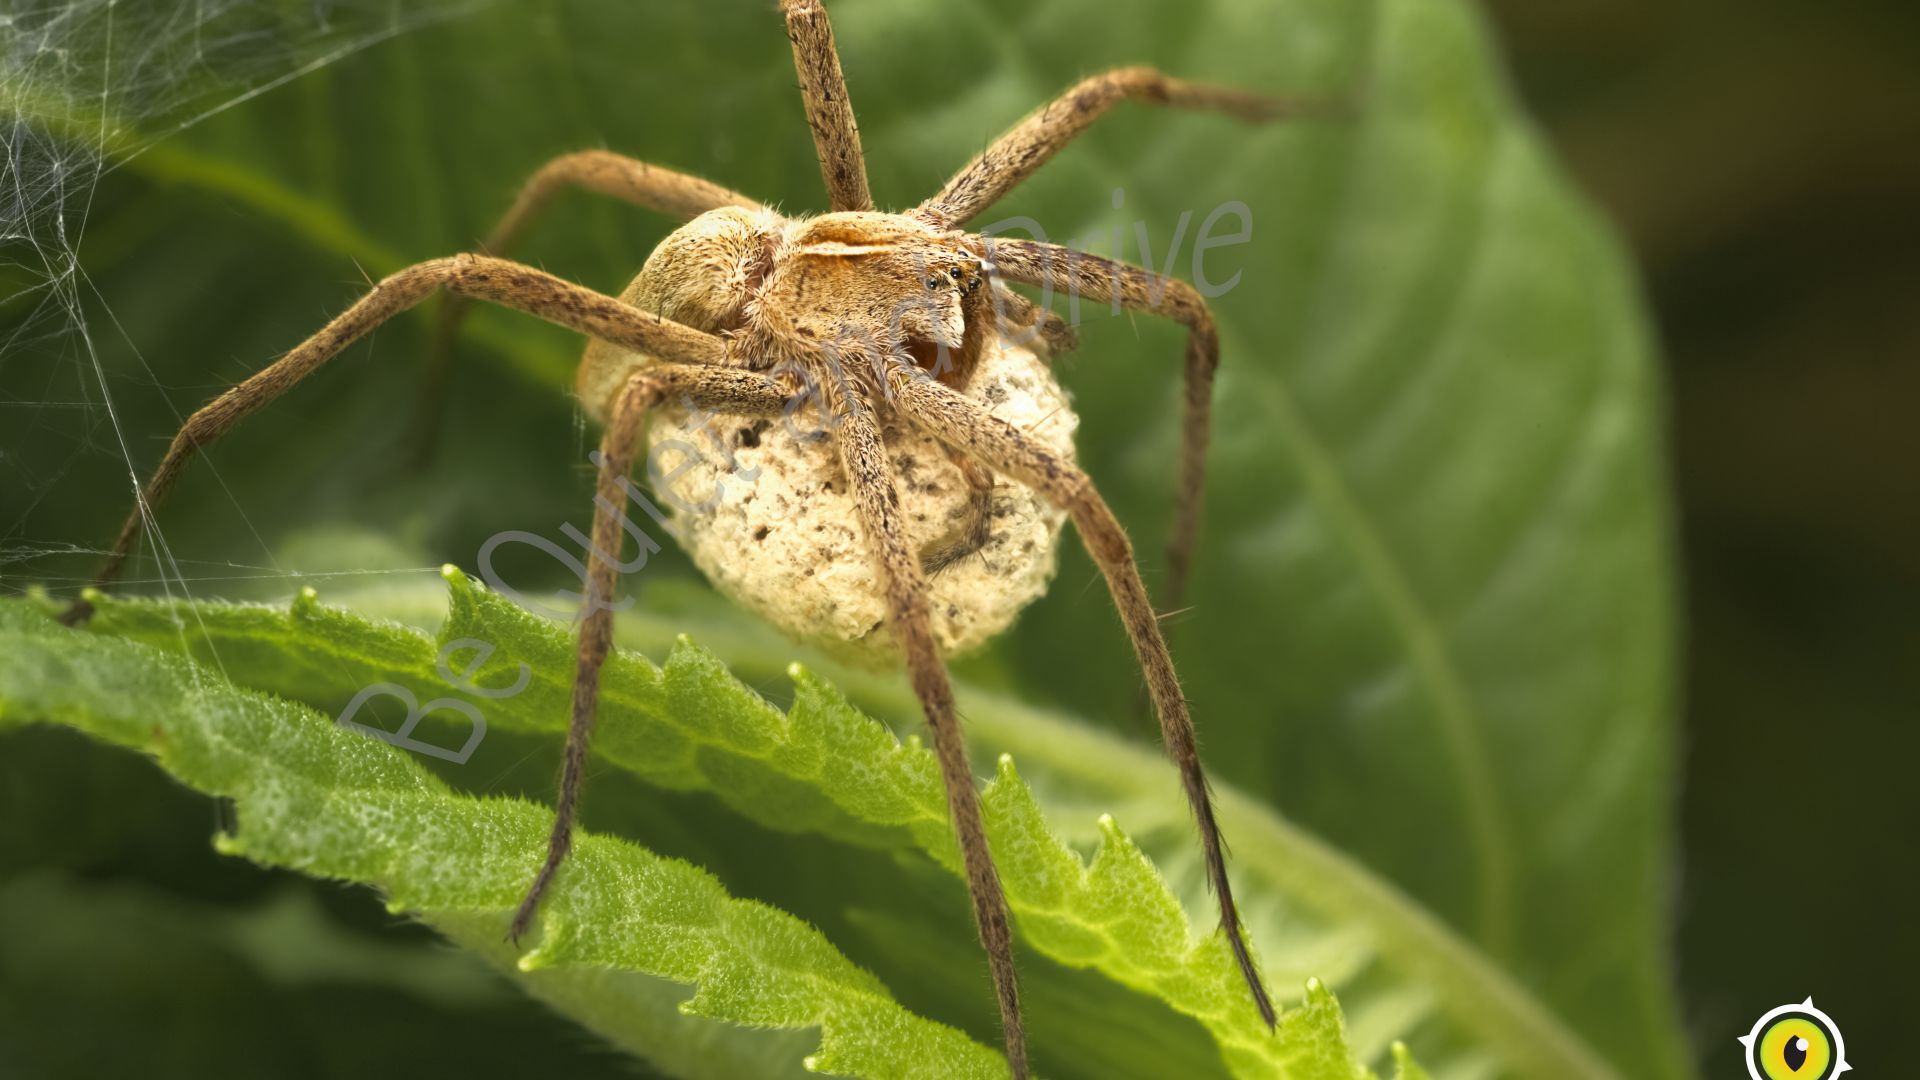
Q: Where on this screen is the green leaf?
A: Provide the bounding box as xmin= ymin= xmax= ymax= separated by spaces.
xmin=0 ymin=594 xmax=1427 ymax=1079
xmin=45 ymin=572 xmax=1613 ymax=1079
xmin=3 ymin=0 xmax=1683 ymax=1077
xmin=0 ymin=602 xmax=986 ymax=1079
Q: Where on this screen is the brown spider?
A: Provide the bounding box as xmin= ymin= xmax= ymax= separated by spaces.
xmin=61 ymin=2 xmax=1297 ymax=1073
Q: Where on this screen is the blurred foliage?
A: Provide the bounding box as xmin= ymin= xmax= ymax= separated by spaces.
xmin=1482 ymin=0 xmax=1920 ymax=1073
xmin=0 ymin=0 xmax=1706 ymax=1077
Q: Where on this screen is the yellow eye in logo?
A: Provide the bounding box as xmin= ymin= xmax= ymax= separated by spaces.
xmin=1741 ymin=999 xmax=1851 ymax=1080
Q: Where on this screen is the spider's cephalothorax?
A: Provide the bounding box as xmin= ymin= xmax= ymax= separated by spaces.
xmin=66 ymin=2 xmax=1302 ymax=1073
xmin=752 ymin=213 xmax=996 ymax=389
xmin=582 ymin=209 xmax=998 ymax=404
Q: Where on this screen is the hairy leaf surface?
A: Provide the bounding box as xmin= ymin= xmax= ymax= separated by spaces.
xmin=0 ymin=598 xmax=1438 ymax=1079
xmin=20 ymin=576 xmax=1612 ymax=1079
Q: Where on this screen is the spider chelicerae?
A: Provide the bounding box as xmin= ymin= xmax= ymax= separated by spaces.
xmin=62 ymin=2 xmax=1298 ymax=1072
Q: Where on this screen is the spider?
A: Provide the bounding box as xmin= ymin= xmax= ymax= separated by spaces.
xmin=61 ymin=2 xmax=1297 ymax=1073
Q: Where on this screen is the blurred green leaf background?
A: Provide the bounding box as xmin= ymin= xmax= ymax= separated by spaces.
xmin=0 ymin=0 xmax=1909 ymax=1077
xmin=1481 ymin=2 xmax=1918 ymax=1075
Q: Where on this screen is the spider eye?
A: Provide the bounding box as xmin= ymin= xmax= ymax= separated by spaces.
xmin=949 ymin=267 xmax=964 ymax=280
xmin=924 ymin=275 xmax=941 ymax=290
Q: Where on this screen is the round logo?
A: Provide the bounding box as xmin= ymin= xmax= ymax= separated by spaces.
xmin=1740 ymin=999 xmax=1851 ymax=1080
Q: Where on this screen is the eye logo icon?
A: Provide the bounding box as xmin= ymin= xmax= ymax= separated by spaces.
xmin=1741 ymin=998 xmax=1851 ymax=1080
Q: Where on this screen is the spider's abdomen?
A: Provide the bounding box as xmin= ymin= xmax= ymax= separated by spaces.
xmin=578 ymin=206 xmax=783 ymax=415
